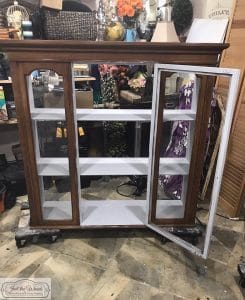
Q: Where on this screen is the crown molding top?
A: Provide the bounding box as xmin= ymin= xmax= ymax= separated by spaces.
xmin=0 ymin=40 xmax=229 ymax=66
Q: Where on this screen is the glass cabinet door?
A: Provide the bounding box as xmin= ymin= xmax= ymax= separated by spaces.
xmin=26 ymin=64 xmax=79 ymax=225
xmin=146 ymin=64 xmax=240 ymax=259
xmin=147 ymin=68 xmax=201 ymax=225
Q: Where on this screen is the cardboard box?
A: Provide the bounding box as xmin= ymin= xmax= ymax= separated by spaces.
xmin=40 ymin=0 xmax=62 ymax=10
xmin=43 ymin=90 xmax=94 ymax=108
xmin=76 ymin=90 xmax=93 ymax=109
xmin=120 ymin=90 xmax=141 ymax=103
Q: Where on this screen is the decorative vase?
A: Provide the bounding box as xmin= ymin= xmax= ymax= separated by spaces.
xmin=104 ymin=21 xmax=125 ymax=41
xmin=124 ymin=27 xmax=137 ymax=42
xmin=123 ymin=17 xmax=138 ymax=42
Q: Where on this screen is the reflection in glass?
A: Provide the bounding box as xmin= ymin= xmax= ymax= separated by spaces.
xmin=164 ymin=73 xmax=195 ymax=110
xmin=73 ymin=64 xmax=154 ymax=109
xmin=36 ymin=121 xmax=68 ymax=157
xmin=161 ymin=121 xmax=190 ymax=158
xmin=156 ymin=175 xmax=185 ymax=219
xmin=80 ymin=175 xmax=147 ymax=200
xmin=77 ymin=121 xmax=150 ymax=158
xmin=41 ymin=176 xmax=72 ymax=220
xmin=31 ymin=69 xmax=64 ymax=108
xmin=158 ymin=175 xmax=183 ymax=200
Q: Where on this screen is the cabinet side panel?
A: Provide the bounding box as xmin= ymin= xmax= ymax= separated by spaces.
xmin=10 ymin=62 xmax=42 ymax=226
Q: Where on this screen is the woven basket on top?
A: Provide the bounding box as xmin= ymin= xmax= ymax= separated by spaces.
xmin=43 ymin=9 xmax=97 ymax=40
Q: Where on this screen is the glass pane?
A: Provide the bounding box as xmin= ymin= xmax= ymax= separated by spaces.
xmin=156 ymin=175 xmax=185 ymax=219
xmin=30 ymin=69 xmax=64 ymax=108
xmin=80 ymin=175 xmax=147 ymax=226
xmin=162 ymin=72 xmax=197 ymax=110
xmin=158 ymin=175 xmax=184 ymax=201
xmin=36 ymin=121 xmax=68 ymax=157
xmin=77 ymin=121 xmax=150 ymax=158
xmin=73 ymin=63 xmax=154 ymax=109
xmin=80 ymin=175 xmax=147 ymax=200
xmin=41 ymin=176 xmax=72 ymax=220
xmin=160 ymin=121 xmax=192 ymax=158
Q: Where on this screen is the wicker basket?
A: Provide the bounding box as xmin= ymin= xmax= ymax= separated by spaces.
xmin=43 ymin=9 xmax=97 ymax=40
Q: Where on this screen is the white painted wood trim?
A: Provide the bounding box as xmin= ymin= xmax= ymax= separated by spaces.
xmin=145 ymin=64 xmax=161 ymax=224
xmin=156 ymin=64 xmax=240 ymax=77
xmin=202 ymin=68 xmax=241 ymax=258
xmin=147 ymin=223 xmax=203 ymax=256
xmin=191 ymin=75 xmax=200 ymax=114
xmin=27 ymin=76 xmax=34 ymax=111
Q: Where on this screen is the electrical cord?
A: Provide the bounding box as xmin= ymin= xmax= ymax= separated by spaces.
xmin=116 ymin=181 xmax=137 ymax=198
xmin=197 ymin=206 xmax=245 ymax=221
xmin=116 ymin=180 xmax=146 ymax=198
xmin=195 ymin=216 xmax=206 ymax=228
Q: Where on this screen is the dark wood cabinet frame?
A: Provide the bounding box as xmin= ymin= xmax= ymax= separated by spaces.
xmin=149 ymin=73 xmax=215 ymax=225
xmin=0 ymin=41 xmax=228 ymax=228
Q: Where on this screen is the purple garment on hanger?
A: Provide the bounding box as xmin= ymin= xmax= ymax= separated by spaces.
xmin=159 ymin=81 xmax=194 ymax=200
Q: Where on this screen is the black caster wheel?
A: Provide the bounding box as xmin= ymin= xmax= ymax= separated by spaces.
xmin=191 ymin=236 xmax=199 ymax=246
xmin=239 ymin=278 xmax=245 ymax=288
xmin=161 ymin=237 xmax=169 ymax=244
xmin=196 ymin=265 xmax=208 ymax=277
xmin=49 ymin=235 xmax=58 ymax=243
xmin=32 ymin=235 xmax=39 ymax=244
xmin=16 ymin=239 xmax=26 ymax=248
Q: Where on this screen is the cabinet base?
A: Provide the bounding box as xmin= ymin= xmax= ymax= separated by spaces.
xmin=15 ymin=206 xmax=203 ymax=248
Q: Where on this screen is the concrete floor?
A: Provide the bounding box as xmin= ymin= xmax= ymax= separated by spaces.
xmin=0 ymin=197 xmax=244 ymax=300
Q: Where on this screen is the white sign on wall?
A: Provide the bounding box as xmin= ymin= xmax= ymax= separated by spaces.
xmin=206 ymin=0 xmax=233 ymax=19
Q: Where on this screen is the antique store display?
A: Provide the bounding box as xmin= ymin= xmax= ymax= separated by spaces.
xmin=0 ymin=0 xmax=195 ymax=42
xmin=0 ymin=1 xmax=242 ymax=262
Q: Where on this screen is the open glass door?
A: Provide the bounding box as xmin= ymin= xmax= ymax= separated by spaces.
xmin=146 ymin=64 xmax=240 ymax=259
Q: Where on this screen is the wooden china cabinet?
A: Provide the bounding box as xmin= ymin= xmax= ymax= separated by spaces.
xmin=0 ymin=41 xmax=228 ymax=233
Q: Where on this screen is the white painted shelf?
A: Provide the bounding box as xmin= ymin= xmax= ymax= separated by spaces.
xmin=0 ymin=79 xmax=12 ymax=84
xmin=31 ymin=108 xmax=65 ymax=120
xmin=37 ymin=158 xmax=69 ymax=176
xmin=36 ymin=157 xmax=190 ymax=176
xmin=30 ymin=108 xmax=196 ymax=122
xmin=42 ymin=201 xmax=72 ymax=221
xmin=80 ymin=200 xmax=184 ymax=226
xmin=42 ymin=200 xmax=184 ymax=225
xmin=76 ymin=109 xmax=151 ymax=121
